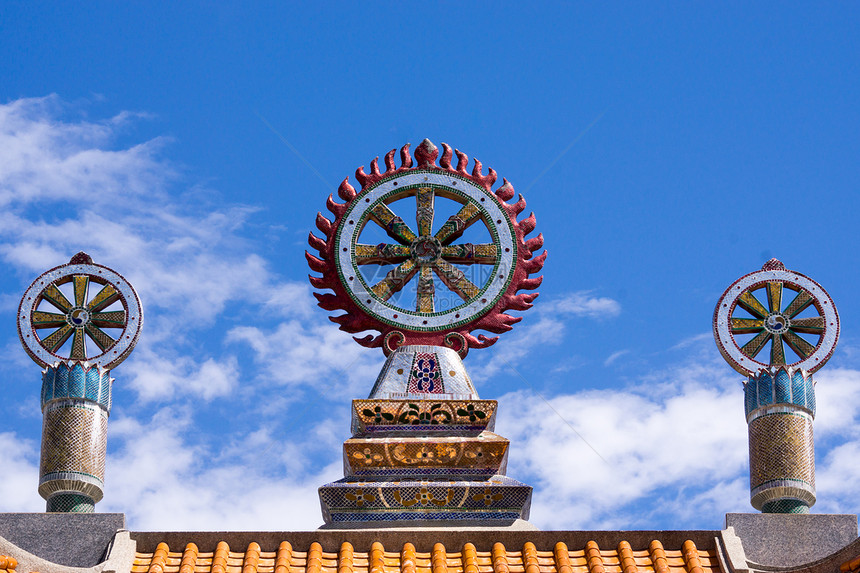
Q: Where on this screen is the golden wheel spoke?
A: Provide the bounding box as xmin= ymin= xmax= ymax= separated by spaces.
xmin=32 ymin=311 xmax=67 ymax=329
xmin=73 ymin=275 xmax=89 ymax=307
xmin=42 ymin=324 xmax=74 ymax=352
xmin=70 ymin=328 xmax=86 ymax=360
xmin=770 ymin=333 xmax=786 ymax=365
xmin=441 ymin=243 xmax=499 ymax=264
xmin=369 ymin=203 xmax=417 ymax=245
xmin=741 ymin=330 xmax=771 ymax=359
xmin=766 ymin=281 xmax=782 ymax=314
xmin=737 ymin=291 xmax=769 ymax=319
xmin=87 ymin=284 xmax=120 ymax=312
xmin=783 ymin=290 xmax=813 ymax=318
xmin=42 ymin=284 xmax=72 ymax=312
xmin=91 ymin=311 xmax=126 ymax=328
xmin=371 ymin=260 xmax=417 ymax=301
xmin=434 ymin=260 xmax=480 ymax=301
xmin=730 ymin=318 xmax=764 ymax=334
xmin=784 ymin=331 xmax=816 ymax=359
xmin=416 ymin=266 xmax=435 ymax=313
xmin=790 ymin=316 xmax=825 ymax=334
xmin=354 ymin=244 xmax=410 ymax=265
xmin=416 ymin=187 xmax=434 ymax=237
xmin=435 ymin=202 xmax=482 ymax=245
xmin=85 ymin=324 xmax=117 ymax=351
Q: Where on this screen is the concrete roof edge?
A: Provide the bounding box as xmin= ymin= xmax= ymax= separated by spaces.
xmin=0 ymin=530 xmax=135 ymax=573
xmin=740 ymin=536 xmax=860 ymax=573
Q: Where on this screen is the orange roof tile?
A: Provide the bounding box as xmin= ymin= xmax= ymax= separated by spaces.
xmin=132 ymin=540 xmax=720 ymax=573
xmin=0 ymin=555 xmax=17 ymax=573
xmin=841 ymin=554 xmax=860 ymax=573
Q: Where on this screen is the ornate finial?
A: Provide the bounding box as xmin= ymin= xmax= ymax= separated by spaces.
xmin=18 ymin=256 xmax=143 ymax=369
xmin=69 ymin=251 xmax=93 ymax=265
xmin=312 ymin=142 xmax=536 ymax=526
xmin=307 ymin=140 xmax=546 ymax=357
xmin=713 ymin=260 xmax=839 ymax=376
xmin=714 ymin=260 xmax=839 ymax=515
xmin=414 ymin=138 xmax=439 ymax=168
xmin=761 ymin=258 xmax=785 ymax=271
xmin=18 ymin=256 xmax=143 ymax=514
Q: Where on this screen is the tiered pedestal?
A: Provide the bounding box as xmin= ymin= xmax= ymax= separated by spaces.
xmin=318 ymin=346 xmax=532 ymax=526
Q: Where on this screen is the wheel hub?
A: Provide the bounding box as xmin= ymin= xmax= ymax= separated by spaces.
xmin=67 ymin=308 xmax=90 ymax=327
xmin=765 ymin=313 xmax=789 ymax=334
xmin=410 ymin=236 xmax=442 ymax=264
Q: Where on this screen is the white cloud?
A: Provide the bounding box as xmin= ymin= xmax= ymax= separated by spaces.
xmin=670 ymin=333 xmax=714 ymax=351
xmin=812 ymin=368 xmax=860 ymax=438
xmin=0 ymin=96 xmax=168 ymax=209
xmin=226 ymin=321 xmax=384 ymax=397
xmin=121 ymin=350 xmax=240 ymax=401
xmin=816 ymin=441 xmax=860 ymax=513
xmin=0 ymin=96 xmax=338 ymax=403
xmin=0 ymin=433 xmax=43 ymax=512
xmin=470 ymin=290 xmax=621 ymax=379
xmin=103 ymin=407 xmax=342 ymax=530
xmin=604 ymin=349 xmax=630 ymax=366
xmin=548 ymin=291 xmax=622 ymax=319
xmin=495 ymin=354 xmax=751 ymax=529
xmin=810 ymin=368 xmax=860 ymax=514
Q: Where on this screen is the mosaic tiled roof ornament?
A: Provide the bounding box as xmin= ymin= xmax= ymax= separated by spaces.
xmin=308 ymin=140 xmax=545 ymax=526
xmin=307 ymin=139 xmax=545 ymax=356
xmin=713 ymin=258 xmax=839 ymax=514
xmin=17 ymin=252 xmax=143 ymax=513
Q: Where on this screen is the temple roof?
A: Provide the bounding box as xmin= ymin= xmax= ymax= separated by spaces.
xmin=132 ymin=538 xmax=719 ymax=573
xmin=2 ymin=516 xmax=860 ymax=573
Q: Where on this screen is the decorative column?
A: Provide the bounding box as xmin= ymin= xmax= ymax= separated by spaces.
xmin=307 ymin=140 xmax=545 ymax=525
xmin=17 ymin=252 xmax=143 ymax=512
xmin=713 ymin=258 xmax=839 ymax=513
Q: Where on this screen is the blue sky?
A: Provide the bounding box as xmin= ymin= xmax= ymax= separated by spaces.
xmin=1 ymin=3 xmax=860 ymax=530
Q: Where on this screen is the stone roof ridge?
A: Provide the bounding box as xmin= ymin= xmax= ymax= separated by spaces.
xmin=0 ymin=530 xmax=135 ymax=573
xmin=719 ymin=526 xmax=860 ymax=573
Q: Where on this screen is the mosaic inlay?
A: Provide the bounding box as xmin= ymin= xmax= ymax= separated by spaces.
xmin=18 ymin=252 xmax=143 ymax=370
xmin=407 ymin=352 xmax=443 ymax=393
xmin=352 ymin=399 xmax=496 ymax=433
xmin=344 ymin=433 xmax=508 ymax=475
xmin=319 ymin=476 xmax=532 ymax=523
xmin=744 ymin=366 xmax=815 ymax=419
xmin=713 ymin=259 xmax=838 ymax=376
xmin=307 ymin=139 xmax=545 ymax=356
xmin=41 ymin=361 xmax=112 ymax=412
xmin=19 ymin=252 xmax=142 ymax=513
xmin=367 ymin=345 xmax=478 ymax=400
xmin=748 ymin=412 xmax=815 ymax=488
xmin=39 ymin=401 xmax=108 ymax=502
xmin=309 ymin=142 xmax=538 ymax=525
xmin=713 ymin=259 xmax=838 ymax=514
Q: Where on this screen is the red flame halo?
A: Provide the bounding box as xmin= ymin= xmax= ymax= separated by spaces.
xmin=306 ymin=140 xmax=546 ymax=357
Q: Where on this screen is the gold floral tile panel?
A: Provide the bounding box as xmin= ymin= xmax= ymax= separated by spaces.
xmin=352 ymin=400 xmax=496 ymax=432
xmin=344 ymin=432 xmax=508 ymax=473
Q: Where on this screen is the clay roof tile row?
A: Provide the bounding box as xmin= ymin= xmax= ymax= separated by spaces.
xmin=133 ymin=540 xmax=720 ymax=573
